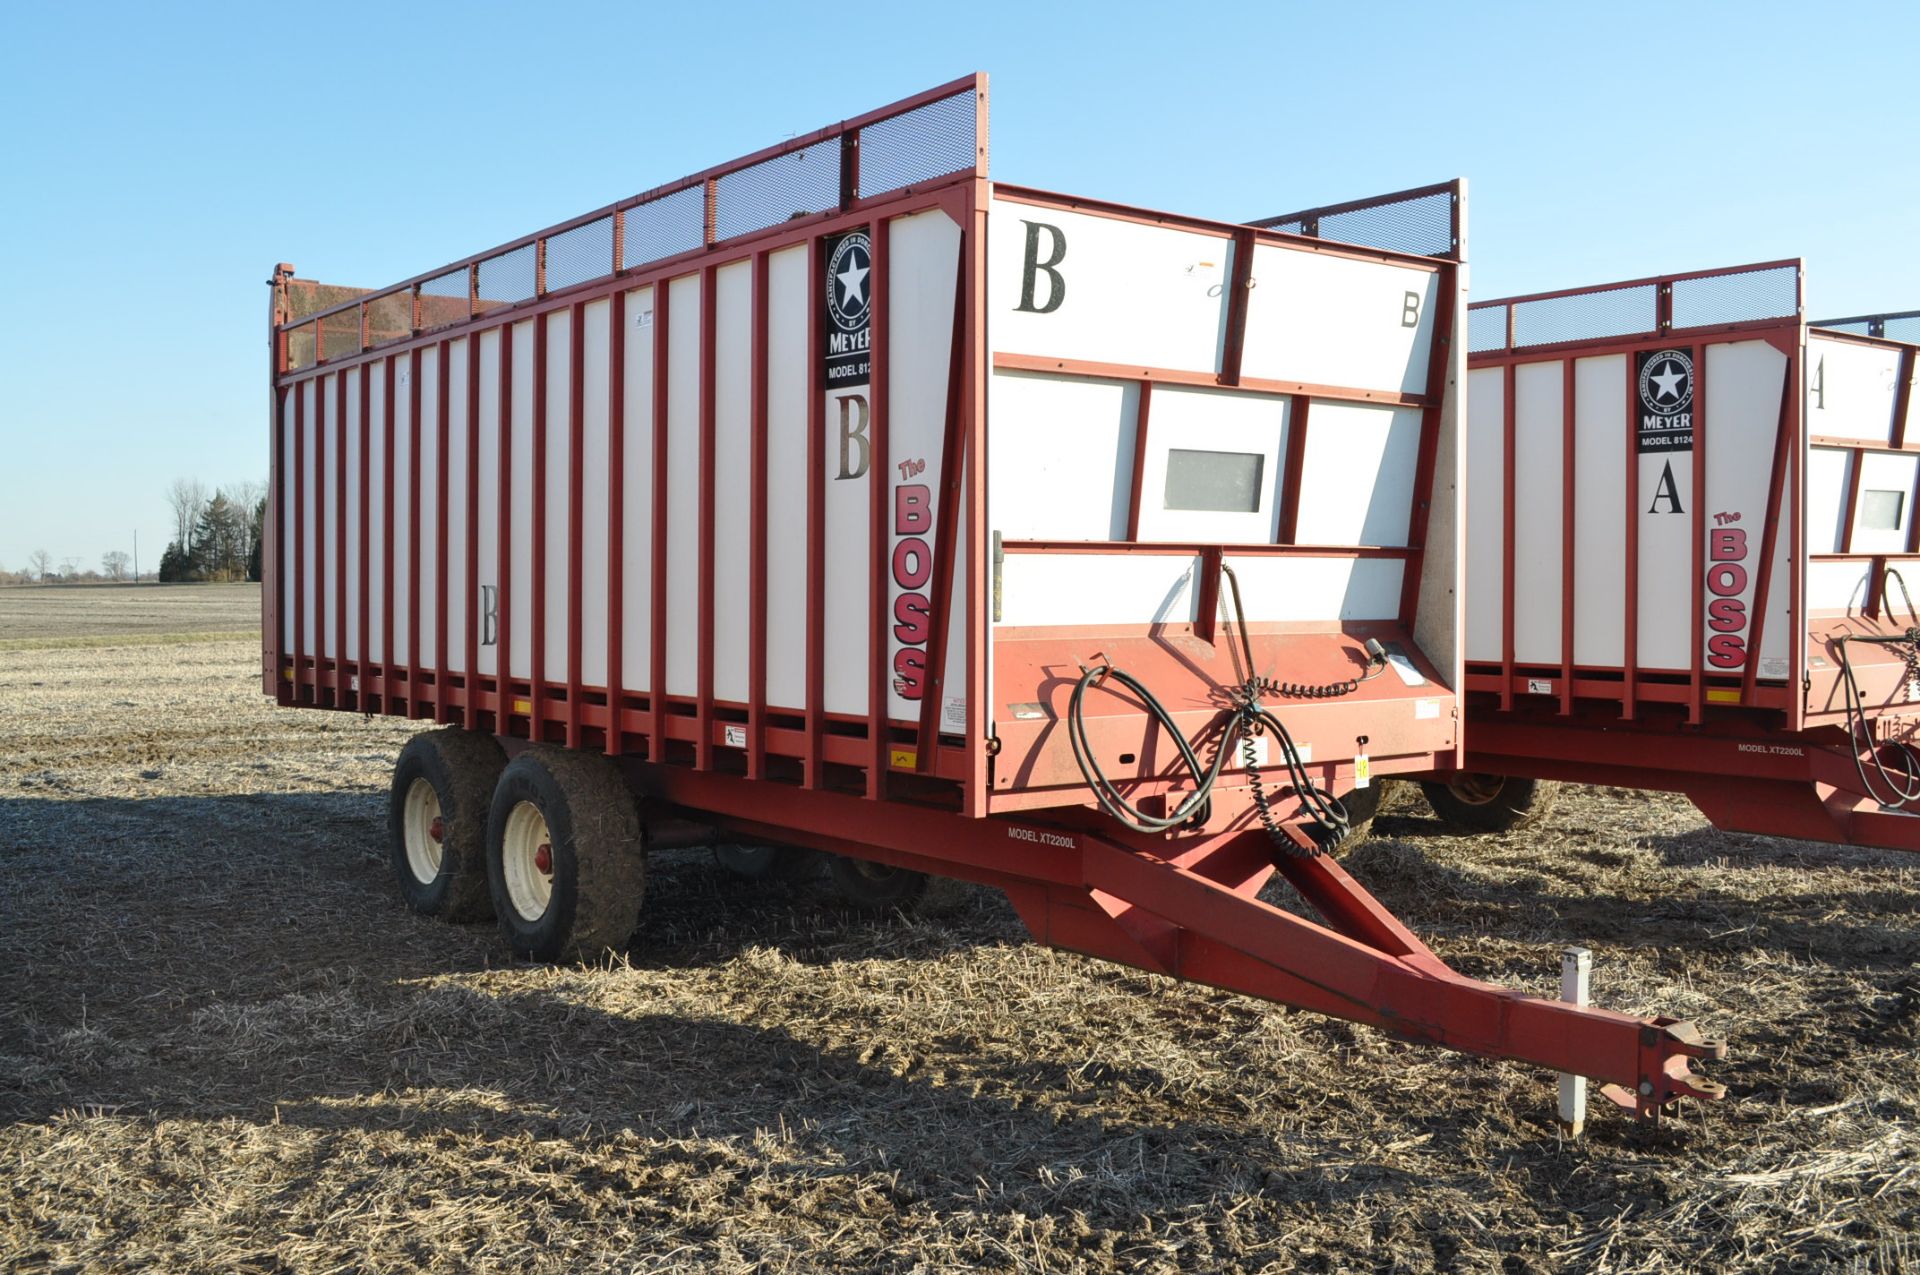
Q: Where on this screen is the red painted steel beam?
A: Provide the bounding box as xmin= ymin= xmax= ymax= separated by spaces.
xmin=381 ymin=355 xmax=397 ymax=714
xmin=1277 ymin=395 xmax=1308 ymax=546
xmin=616 ymin=759 xmax=1724 ymax=1116
xmin=1500 ymin=362 xmax=1516 ymax=711
xmin=1559 ymin=357 xmax=1575 ymax=715
xmin=292 ymin=384 xmax=306 ymax=703
xmin=532 ymin=312 xmax=551 ymax=738
xmin=805 ymin=240 xmax=827 ymax=789
xmin=1742 ymin=355 xmax=1799 ymax=700
xmin=915 ymin=234 xmax=973 ymax=770
xmin=334 ymin=372 xmax=348 ymax=708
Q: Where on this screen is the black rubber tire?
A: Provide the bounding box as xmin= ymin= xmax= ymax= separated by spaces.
xmin=485 ymin=747 xmax=645 ymax=962
xmin=826 ymin=854 xmax=929 ymax=913
xmin=1419 ymin=774 xmax=1559 ymax=834
xmin=387 ymin=727 xmax=505 ymax=921
xmin=711 ymin=843 xmax=820 ymax=881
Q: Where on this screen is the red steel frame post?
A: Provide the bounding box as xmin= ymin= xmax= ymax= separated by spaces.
xmin=1398 ymin=256 xmax=1458 ymax=635
xmin=1277 ymin=395 xmax=1308 ymax=545
xmin=963 ymin=172 xmax=990 ymax=816
xmin=914 ymin=231 xmax=973 ymax=769
xmin=1124 ymin=380 xmax=1154 ymax=541
xmin=435 ymin=341 xmax=452 ymax=722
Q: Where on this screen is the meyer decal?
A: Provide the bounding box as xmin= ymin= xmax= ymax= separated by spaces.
xmin=1636 ymin=348 xmax=1694 ymax=454
xmin=823 ymin=230 xmax=872 ymax=389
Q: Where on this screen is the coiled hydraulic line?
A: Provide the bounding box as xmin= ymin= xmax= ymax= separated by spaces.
xmin=1065 ymin=563 xmax=1385 ymax=856
xmin=1834 ymin=568 xmax=1920 ymax=809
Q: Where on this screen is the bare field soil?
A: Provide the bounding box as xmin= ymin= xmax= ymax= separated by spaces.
xmin=3 ymin=627 xmax=1919 ymax=1270
xmin=0 ymin=582 xmax=260 ymax=643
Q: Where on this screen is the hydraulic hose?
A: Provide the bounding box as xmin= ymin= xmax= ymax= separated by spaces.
xmin=1063 ymin=563 xmax=1385 ymax=855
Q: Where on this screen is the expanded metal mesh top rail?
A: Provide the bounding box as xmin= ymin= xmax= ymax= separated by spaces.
xmin=1815 ymin=309 xmax=1920 ymax=344
xmin=1248 ymin=180 xmax=1462 ymax=262
xmin=277 ymin=75 xmax=987 ymax=374
xmin=1468 ymin=260 xmax=1803 ymax=356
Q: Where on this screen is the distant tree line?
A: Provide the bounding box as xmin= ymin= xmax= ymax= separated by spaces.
xmin=159 ymin=478 xmax=266 ymax=583
xmin=3 ymin=477 xmax=270 ymax=586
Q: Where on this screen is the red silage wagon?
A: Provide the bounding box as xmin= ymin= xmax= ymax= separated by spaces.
xmin=1428 ymin=264 xmax=1920 ymax=854
xmin=264 ymin=75 xmax=1721 ymax=1117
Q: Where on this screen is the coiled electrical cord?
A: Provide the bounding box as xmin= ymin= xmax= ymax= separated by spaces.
xmin=1831 ymin=565 xmax=1920 ymax=810
xmin=1064 ymin=563 xmax=1384 ymax=855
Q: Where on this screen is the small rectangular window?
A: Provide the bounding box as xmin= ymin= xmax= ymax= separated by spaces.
xmin=1163 ymin=449 xmax=1263 ymax=513
xmin=1863 ymin=489 xmax=1906 ymax=531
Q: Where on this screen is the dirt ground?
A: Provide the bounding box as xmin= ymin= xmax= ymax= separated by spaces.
xmin=2 ymin=587 xmax=1918 ymax=1272
xmin=0 ymin=583 xmax=259 ymax=643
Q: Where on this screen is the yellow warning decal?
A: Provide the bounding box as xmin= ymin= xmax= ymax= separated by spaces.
xmin=512 ymin=698 xmax=533 ymax=714
xmin=1706 ymin=688 xmax=1742 ymax=704
xmin=890 ymin=748 xmax=917 ymax=769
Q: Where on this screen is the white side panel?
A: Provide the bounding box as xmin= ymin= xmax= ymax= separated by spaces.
xmin=666 ymin=275 xmax=702 ymax=697
xmin=444 ymin=340 xmax=469 ymax=674
xmin=320 ymin=376 xmax=338 ymax=660
xmin=1808 ymin=559 xmax=1872 ymax=612
xmin=1512 ymin=361 xmax=1563 ymax=664
xmin=280 ymin=390 xmax=295 ymax=651
xmin=1807 ymin=447 xmax=1854 ymax=553
xmin=1292 ymin=401 xmax=1419 ymax=548
xmin=367 ymin=362 xmax=386 ymax=664
xmin=344 ymin=367 xmax=362 ymax=663
xmin=987 ymin=371 xmax=1137 ymax=541
xmin=1463 ymin=366 xmax=1504 ymax=663
xmin=712 ymin=260 xmax=754 ymax=706
xmin=1849 ymin=451 xmax=1920 ymax=555
xmin=884 ymin=210 xmax=963 ymax=724
xmin=390 ymin=357 xmax=412 ymax=667
xmin=1702 ymin=341 xmax=1789 ymax=673
xmin=478 ymin=334 xmax=506 ymax=683
xmin=823 ymin=339 xmax=869 ymax=718
xmin=621 ymin=287 xmax=655 ymax=693
xmin=999 ymin=553 xmax=1402 ymax=627
xmin=1000 ymin=554 xmax=1198 ymax=628
xmin=765 ymin=249 xmax=810 ymax=711
xmin=1807 ymin=335 xmax=1899 ymax=443
xmin=1572 ymin=355 xmax=1627 ymax=668
xmin=509 ymin=320 xmax=535 ymax=680
xmin=418 ymin=347 xmax=441 ymax=669
xmin=544 ymin=310 xmax=572 ymax=686
xmin=580 ymin=298 xmax=611 ymax=689
xmin=989 ymin=197 xmax=1229 ymax=373
xmin=1133 ymin=386 xmax=1287 ymax=545
xmin=1220 ymin=555 xmax=1405 ymax=622
xmin=1241 ymin=247 xmax=1436 ymax=395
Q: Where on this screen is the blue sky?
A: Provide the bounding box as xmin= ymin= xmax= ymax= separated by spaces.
xmin=2 ymin=1 xmax=1916 ymax=573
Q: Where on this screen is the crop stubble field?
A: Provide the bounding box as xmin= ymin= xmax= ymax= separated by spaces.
xmin=2 ymin=584 xmax=1917 ymax=1272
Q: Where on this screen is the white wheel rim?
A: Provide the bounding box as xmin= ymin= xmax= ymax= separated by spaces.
xmin=502 ymin=800 xmax=556 ymax=923
xmin=403 ymin=778 xmax=443 ymax=884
